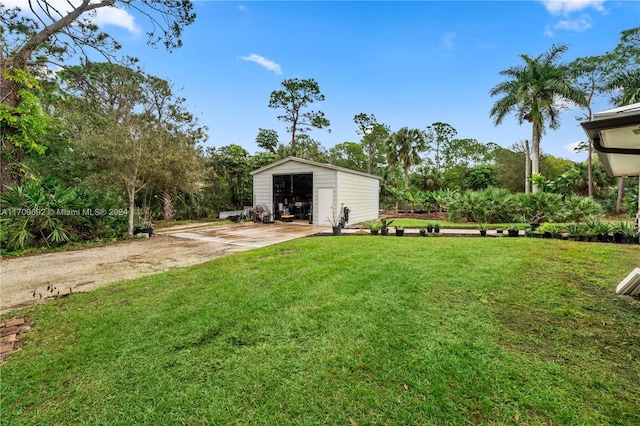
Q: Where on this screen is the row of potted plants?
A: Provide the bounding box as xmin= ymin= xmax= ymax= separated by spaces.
xmin=473 ymin=220 xmax=639 ymax=243
xmin=526 ymin=220 xmax=639 ymax=244
xmin=359 ymin=218 xmax=637 ymax=243
xmin=363 ymin=219 xmax=442 ymax=236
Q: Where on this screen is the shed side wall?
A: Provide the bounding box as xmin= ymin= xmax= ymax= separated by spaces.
xmin=336 ymin=171 xmax=380 ymax=225
xmin=253 ymin=172 xmax=272 ymax=211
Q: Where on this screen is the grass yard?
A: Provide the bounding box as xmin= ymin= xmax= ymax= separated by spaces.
xmin=1 ymin=237 xmax=639 ymax=425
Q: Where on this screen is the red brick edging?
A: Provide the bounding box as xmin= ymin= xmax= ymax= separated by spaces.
xmin=1 ymin=317 xmax=30 ymax=363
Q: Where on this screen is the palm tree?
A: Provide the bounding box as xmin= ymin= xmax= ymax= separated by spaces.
xmin=489 ymin=44 xmax=587 ymax=193
xmin=386 ymin=127 xmax=427 ymax=211
xmin=606 ymin=69 xmax=640 ymax=107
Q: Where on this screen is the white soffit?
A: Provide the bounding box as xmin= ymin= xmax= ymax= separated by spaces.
xmin=582 ymin=102 xmax=640 ymax=177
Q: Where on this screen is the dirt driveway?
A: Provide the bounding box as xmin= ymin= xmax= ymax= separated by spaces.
xmin=0 ymin=222 xmax=323 ymax=314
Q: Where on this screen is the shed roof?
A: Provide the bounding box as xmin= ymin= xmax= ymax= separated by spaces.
xmin=250 ymin=156 xmax=382 ymax=180
xmin=581 ymin=102 xmax=640 ymax=177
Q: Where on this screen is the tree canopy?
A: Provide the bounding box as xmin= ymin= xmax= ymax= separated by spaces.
xmin=0 ymin=0 xmax=196 ymax=188
xmin=489 ymin=43 xmax=587 ymax=193
xmin=268 ymin=78 xmax=330 ymax=147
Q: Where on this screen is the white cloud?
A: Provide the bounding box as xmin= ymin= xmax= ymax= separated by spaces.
xmin=92 ymin=6 xmax=142 ymax=35
xmin=554 ymin=95 xmax=582 ymax=111
xmin=554 ymin=16 xmax=592 ymax=32
xmin=441 ymin=32 xmax=456 ymax=49
xmin=240 ymin=54 xmax=283 ymax=75
xmin=544 ymin=25 xmax=555 ymax=37
xmin=540 ymin=0 xmax=606 ymax=16
xmin=3 ymin=0 xmax=141 ymax=35
xmin=238 ymin=5 xmax=246 ymax=12
xmin=564 ymin=141 xmax=583 ymax=153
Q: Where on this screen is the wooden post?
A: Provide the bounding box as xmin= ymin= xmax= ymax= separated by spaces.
xmin=616 ymin=176 xmax=626 ymax=215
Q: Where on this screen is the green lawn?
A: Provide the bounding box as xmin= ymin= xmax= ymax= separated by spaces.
xmin=2 ymin=238 xmax=639 ymax=425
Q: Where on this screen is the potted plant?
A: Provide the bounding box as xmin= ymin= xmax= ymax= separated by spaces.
xmin=507 ymin=223 xmax=519 ymax=237
xmin=477 ymin=223 xmax=487 ymax=237
xmin=133 ymin=222 xmax=154 ymax=237
xmin=363 ymin=221 xmax=382 ymax=235
xmin=380 ymin=218 xmax=394 ymax=236
xmin=612 ymin=221 xmax=633 ymax=244
xmin=433 ymin=222 xmax=441 ymax=234
xmin=587 ymin=220 xmax=611 ymax=242
xmin=530 ymin=226 xmax=543 ymax=238
xmin=133 ymin=207 xmax=154 ymax=237
xmin=552 ymin=225 xmax=567 ymax=239
xmin=495 ymin=227 xmax=504 ymax=234
xmin=419 ymin=226 xmax=427 ymax=236
xmin=537 ymin=222 xmax=555 ymax=239
xmin=426 ymin=222 xmax=434 ymax=233
xmin=327 ymin=212 xmax=343 ymax=236
xmin=565 ymin=223 xmax=582 ymax=241
xmin=395 ymin=225 xmax=405 ymax=237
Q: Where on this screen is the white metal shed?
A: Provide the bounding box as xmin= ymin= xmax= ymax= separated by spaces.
xmin=250 ymin=157 xmax=381 ymax=226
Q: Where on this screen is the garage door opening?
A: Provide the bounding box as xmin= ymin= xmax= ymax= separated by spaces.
xmin=273 ymin=174 xmax=313 ymax=223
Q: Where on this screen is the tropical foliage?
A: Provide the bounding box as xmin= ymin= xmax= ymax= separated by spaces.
xmin=0 ymin=177 xmax=127 ymax=252
xmin=489 ymin=44 xmax=587 ymax=193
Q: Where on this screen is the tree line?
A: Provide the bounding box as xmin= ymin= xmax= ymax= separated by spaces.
xmin=0 ymin=1 xmax=637 ymax=252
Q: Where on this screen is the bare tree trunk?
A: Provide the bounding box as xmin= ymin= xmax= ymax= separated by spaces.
xmin=524 ymin=140 xmax=531 ymax=194
xmin=127 ymin=186 xmax=136 ymax=236
xmin=403 ymin=169 xmax=409 ymax=213
xmin=531 ymin=126 xmax=541 ymax=193
xmin=616 ymin=176 xmax=626 ymax=214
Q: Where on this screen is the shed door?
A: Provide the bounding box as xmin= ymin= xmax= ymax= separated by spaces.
xmin=317 ymin=187 xmax=334 ymax=226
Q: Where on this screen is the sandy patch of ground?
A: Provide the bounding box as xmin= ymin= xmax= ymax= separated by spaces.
xmin=0 ymin=222 xmax=323 ymax=314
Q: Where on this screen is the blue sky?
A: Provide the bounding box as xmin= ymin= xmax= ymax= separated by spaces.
xmin=11 ymin=0 xmax=640 ymax=162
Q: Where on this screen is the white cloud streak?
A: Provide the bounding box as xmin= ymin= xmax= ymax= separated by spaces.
xmin=240 ymin=54 xmax=283 ymax=75
xmin=441 ymin=32 xmax=456 ymax=49
xmin=564 ymin=141 xmax=582 ymax=154
xmin=555 ymin=16 xmax=592 ymax=32
xmin=545 ymin=14 xmax=593 ymax=36
xmin=540 ymin=0 xmax=606 ymax=16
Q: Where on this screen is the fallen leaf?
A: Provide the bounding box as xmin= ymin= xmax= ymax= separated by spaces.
xmin=515 ymin=413 xmax=520 ymax=422
xmin=403 ymin=383 xmax=409 ymax=391
xmin=349 ymin=417 xmax=357 ymax=426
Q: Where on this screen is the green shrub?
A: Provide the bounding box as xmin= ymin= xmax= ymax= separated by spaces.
xmin=445 ymin=187 xmax=515 ymax=223
xmin=515 ymin=192 xmax=563 ymax=224
xmin=0 ymin=178 xmax=127 ymax=252
xmin=562 ymin=195 xmax=604 ymax=223
xmin=1 ymin=178 xmax=78 ymax=251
